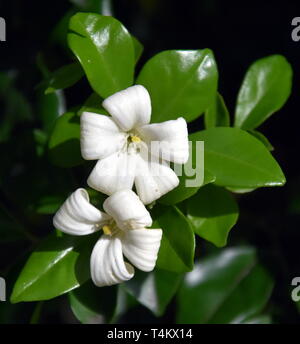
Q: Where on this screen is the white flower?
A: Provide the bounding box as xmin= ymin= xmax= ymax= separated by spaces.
xmin=81 ymin=85 xmax=189 ymax=204
xmin=53 ymin=188 xmax=162 ymax=287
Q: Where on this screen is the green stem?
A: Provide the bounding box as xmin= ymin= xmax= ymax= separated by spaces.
xmin=30 ymin=301 xmax=44 ymax=324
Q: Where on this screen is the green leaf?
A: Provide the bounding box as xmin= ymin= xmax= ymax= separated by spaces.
xmin=159 ymin=169 xmax=215 ymax=205
xmin=137 ymin=49 xmax=218 ymax=123
xmin=187 ymin=184 xmax=239 ymax=247
xmin=68 ymin=13 xmax=134 ymax=98
xmin=190 ymin=127 xmax=285 ymax=188
xmin=177 ymin=247 xmax=274 ymax=324
xmin=241 ymin=314 xmax=272 ymax=324
xmin=205 ymin=92 xmax=230 ymax=128
xmin=248 ymin=130 xmax=274 ymax=151
xmin=11 ymin=233 xmax=96 ymax=303
xmin=122 ymin=269 xmax=182 ymax=316
xmin=155 ymin=206 xmax=195 ymax=273
xmin=234 ymin=55 xmax=292 ymax=129
xmin=41 ymin=63 xmax=84 ymax=94
xmin=35 ymin=195 xmax=66 ymax=215
xmin=132 ymin=35 xmax=143 ymax=63
xmin=37 ymin=91 xmax=65 ymax=135
xmin=48 ymin=110 xmax=84 ymax=168
xmin=69 ymin=281 xmax=118 ymax=324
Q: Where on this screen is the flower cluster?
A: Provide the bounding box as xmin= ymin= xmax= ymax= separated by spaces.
xmin=53 ymin=85 xmax=189 ymax=287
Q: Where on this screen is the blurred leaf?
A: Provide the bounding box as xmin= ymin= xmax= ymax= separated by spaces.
xmin=35 ymin=194 xmax=66 ymax=215
xmin=48 ymin=110 xmax=84 ymax=168
xmin=205 ymin=92 xmax=230 ymax=128
xmin=234 ymin=55 xmax=292 ymax=130
xmin=40 ymin=63 xmax=84 ymax=94
xmin=37 ymin=91 xmax=66 ymax=135
xmin=30 ymin=302 xmax=44 ymax=324
xmin=69 ymin=280 xmax=117 ymax=324
xmin=122 ymin=269 xmax=182 ymax=316
xmin=248 ymin=130 xmax=274 ymax=151
xmin=137 ymin=49 xmax=218 ymax=123
xmin=0 ymin=72 xmax=32 ymax=142
xmin=112 ymin=286 xmax=139 ymax=322
xmin=159 ymin=169 xmax=215 ymax=205
xmin=155 ymin=206 xmax=195 ymax=273
xmin=187 ymin=184 xmax=239 ymax=247
xmin=50 ymin=9 xmax=77 ymax=47
xmin=11 ymin=233 xmax=97 ymax=303
xmin=68 ymin=13 xmax=134 ymax=98
xmin=132 ymin=35 xmax=143 ymax=63
xmin=177 ymin=247 xmax=274 ymax=323
xmin=69 ymin=0 xmax=112 ymax=14
xmin=190 ymin=127 xmax=285 ymax=188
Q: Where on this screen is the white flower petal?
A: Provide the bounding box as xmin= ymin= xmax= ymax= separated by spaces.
xmin=53 ymin=188 xmax=110 ymax=235
xmin=102 ymin=85 xmax=151 ymax=132
xmin=90 ymin=235 xmax=134 ymax=287
xmin=103 ymin=190 xmax=152 ymax=231
xmin=80 ymin=112 xmax=126 ymax=160
xmin=87 ymin=150 xmax=137 ymax=196
xmin=122 ymin=228 xmax=162 ymax=272
xmin=138 ymin=117 xmax=189 ymax=164
xmin=134 ymin=153 xmax=179 ymax=205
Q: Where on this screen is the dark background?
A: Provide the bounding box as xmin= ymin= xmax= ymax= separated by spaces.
xmin=0 ymin=0 xmax=299 ymax=323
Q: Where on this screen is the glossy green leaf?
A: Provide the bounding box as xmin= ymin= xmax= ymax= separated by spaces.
xmin=241 ymin=314 xmax=272 ymax=324
xmin=234 ymin=55 xmax=292 ymax=129
xmin=187 ymin=184 xmax=239 ymax=247
xmin=159 ymin=169 xmax=215 ymax=205
xmin=137 ymin=49 xmax=218 ymax=123
xmin=248 ymin=130 xmax=274 ymax=151
xmin=68 ymin=13 xmax=134 ymax=98
xmin=205 ymin=92 xmax=230 ymax=128
xmin=69 ymin=281 xmax=118 ymax=324
xmin=122 ymin=269 xmax=182 ymax=316
xmin=155 ymin=206 xmax=195 ymax=273
xmin=48 ymin=110 xmax=84 ymax=168
xmin=132 ymin=35 xmax=143 ymax=63
xmin=41 ymin=63 xmax=84 ymax=94
xmin=190 ymin=127 xmax=285 ymax=188
xmin=177 ymin=247 xmax=274 ymax=324
xmin=11 ymin=233 xmax=97 ymax=303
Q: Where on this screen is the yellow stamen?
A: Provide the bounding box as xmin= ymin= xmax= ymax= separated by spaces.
xmin=102 ymin=225 xmax=112 ymax=236
xmin=131 ymin=135 xmax=141 ymax=143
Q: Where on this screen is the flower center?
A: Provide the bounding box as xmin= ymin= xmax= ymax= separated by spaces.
xmin=130 ymin=135 xmax=141 ymax=143
xmin=102 ymin=225 xmax=113 ymax=236
xmin=101 ymin=220 xmax=119 ymax=237
xmin=127 ymin=133 xmax=142 ymax=144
